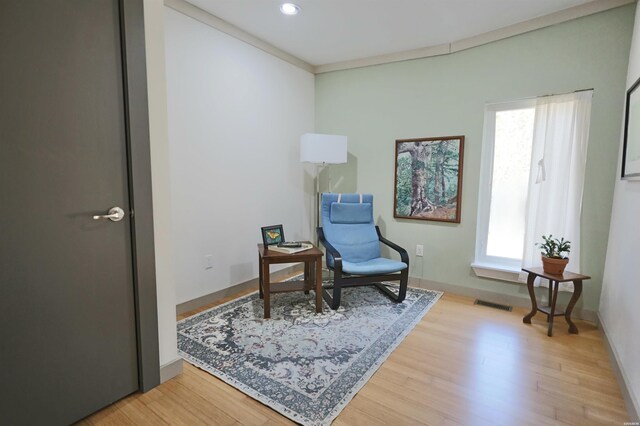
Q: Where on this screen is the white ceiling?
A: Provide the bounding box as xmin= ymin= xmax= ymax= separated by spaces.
xmin=186 ymin=0 xmax=595 ymax=66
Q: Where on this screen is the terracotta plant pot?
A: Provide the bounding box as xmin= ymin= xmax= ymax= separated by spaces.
xmin=541 ymin=256 xmax=569 ymax=275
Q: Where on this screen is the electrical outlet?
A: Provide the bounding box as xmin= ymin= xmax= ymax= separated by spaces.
xmin=416 ymin=244 xmax=424 ymax=257
xmin=204 ymin=254 xmax=213 ymax=270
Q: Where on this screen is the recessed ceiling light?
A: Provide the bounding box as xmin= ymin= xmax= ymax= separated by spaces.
xmin=280 ymin=3 xmax=300 ymax=16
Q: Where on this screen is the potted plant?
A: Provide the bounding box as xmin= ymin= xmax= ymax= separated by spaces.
xmin=537 ymin=234 xmax=571 ymax=275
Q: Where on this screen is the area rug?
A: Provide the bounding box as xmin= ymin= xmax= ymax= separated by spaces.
xmin=177 ymin=279 xmax=442 ymax=425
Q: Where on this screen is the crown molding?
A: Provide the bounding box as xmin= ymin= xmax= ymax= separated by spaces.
xmin=315 ymin=43 xmax=451 ymax=74
xmin=315 ymin=0 xmax=635 ymax=74
xmin=164 ymin=0 xmax=635 ymax=75
xmin=164 ymin=0 xmax=315 ymax=74
xmin=450 ymin=0 xmax=635 ymax=53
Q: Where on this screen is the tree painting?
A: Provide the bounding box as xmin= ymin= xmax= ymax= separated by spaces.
xmin=394 ymin=136 xmax=464 ymax=223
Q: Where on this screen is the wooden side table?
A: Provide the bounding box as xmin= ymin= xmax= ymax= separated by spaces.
xmin=522 ymin=267 xmax=590 ymax=337
xmin=257 ymin=243 xmax=324 ymax=319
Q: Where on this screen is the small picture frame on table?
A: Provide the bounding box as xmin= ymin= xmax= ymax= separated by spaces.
xmin=261 ymin=225 xmax=284 ymax=247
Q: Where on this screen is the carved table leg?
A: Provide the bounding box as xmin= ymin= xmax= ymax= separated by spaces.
xmin=548 ymin=280 xmax=559 ymax=337
xmin=523 ymin=273 xmax=537 ymax=324
xmin=547 ymin=283 xmax=552 ymax=323
xmin=565 ymin=280 xmax=582 ymax=334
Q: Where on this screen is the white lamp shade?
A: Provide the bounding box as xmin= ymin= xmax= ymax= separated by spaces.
xmin=300 ymin=133 xmax=347 ymax=164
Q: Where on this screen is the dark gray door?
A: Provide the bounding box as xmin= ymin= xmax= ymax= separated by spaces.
xmin=0 ymin=1 xmax=139 ymax=424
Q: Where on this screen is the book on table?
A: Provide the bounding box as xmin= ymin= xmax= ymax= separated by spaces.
xmin=267 ymin=242 xmax=313 ymax=254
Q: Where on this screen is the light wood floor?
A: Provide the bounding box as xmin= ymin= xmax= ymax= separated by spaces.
xmin=82 ymin=288 xmax=629 ymax=425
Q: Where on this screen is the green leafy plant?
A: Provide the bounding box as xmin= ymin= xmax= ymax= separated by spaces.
xmin=537 ymin=234 xmax=571 ymax=259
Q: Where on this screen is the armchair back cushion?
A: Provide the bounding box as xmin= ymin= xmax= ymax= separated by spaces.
xmin=321 ymin=193 xmax=380 ymax=265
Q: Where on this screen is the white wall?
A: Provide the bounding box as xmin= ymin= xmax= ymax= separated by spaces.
xmin=164 ymin=7 xmax=315 ymax=304
xmin=143 ymin=0 xmax=179 ymax=368
xmin=600 ymin=5 xmax=640 ymax=418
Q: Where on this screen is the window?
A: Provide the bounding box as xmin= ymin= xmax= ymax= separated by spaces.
xmin=474 ymin=99 xmax=536 ymax=278
xmin=473 ymin=92 xmax=593 ymax=282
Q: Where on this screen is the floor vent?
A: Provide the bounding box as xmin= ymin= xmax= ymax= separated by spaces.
xmin=474 ymin=299 xmax=513 ymax=312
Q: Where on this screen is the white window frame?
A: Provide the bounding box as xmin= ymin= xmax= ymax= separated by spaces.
xmin=472 ymin=98 xmax=536 ymax=282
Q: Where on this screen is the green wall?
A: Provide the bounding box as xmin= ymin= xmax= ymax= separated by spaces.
xmin=315 ymin=5 xmax=635 ymax=312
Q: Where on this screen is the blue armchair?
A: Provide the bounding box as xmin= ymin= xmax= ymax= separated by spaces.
xmin=317 ymin=193 xmax=409 ymax=310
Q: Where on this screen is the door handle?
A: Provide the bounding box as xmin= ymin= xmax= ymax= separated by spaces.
xmin=93 ymin=207 xmax=125 ymax=222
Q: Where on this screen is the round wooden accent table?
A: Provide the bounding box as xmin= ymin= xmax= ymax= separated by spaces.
xmin=522 ymin=267 xmax=590 ymax=337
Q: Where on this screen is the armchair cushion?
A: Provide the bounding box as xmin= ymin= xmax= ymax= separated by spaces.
xmin=328 ymin=257 xmax=408 ymax=275
xmin=322 ymin=193 xmax=380 ymax=264
xmin=330 ymin=202 xmax=373 ymax=224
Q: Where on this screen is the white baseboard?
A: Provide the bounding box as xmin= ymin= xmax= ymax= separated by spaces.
xmin=177 ymin=270 xmax=597 ymax=321
xmin=408 ymin=276 xmax=598 ymax=323
xmin=160 ymin=357 xmax=183 ymax=383
xmin=176 ymin=264 xmax=304 ymax=315
xmin=597 ymin=314 xmax=640 ymax=421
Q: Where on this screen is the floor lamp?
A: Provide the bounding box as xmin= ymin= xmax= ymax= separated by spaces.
xmin=300 ymin=133 xmax=348 ymax=244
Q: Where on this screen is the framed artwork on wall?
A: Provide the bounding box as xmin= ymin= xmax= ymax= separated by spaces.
xmin=622 ymin=75 xmax=640 ymax=179
xmin=394 ymin=136 xmax=464 ymax=223
xmin=261 ymin=224 xmax=284 ymax=246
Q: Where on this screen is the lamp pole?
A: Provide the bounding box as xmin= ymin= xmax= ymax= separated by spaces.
xmin=299 ymin=133 xmax=347 ymax=245
xmin=315 ymin=162 xmax=326 ymax=246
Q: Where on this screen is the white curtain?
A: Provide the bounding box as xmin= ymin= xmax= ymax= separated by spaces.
xmin=520 ymin=91 xmax=593 ymax=290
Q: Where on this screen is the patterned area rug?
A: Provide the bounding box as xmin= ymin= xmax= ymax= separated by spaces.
xmin=177 ymin=280 xmax=442 ymax=425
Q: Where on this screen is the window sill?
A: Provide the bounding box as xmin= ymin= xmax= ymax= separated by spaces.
xmin=471 ymin=262 xmax=522 ymax=283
